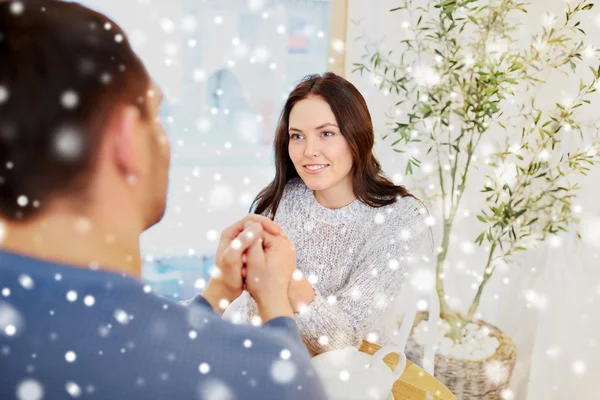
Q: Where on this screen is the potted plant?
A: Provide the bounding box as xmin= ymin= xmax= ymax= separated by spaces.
xmin=353 ymin=0 xmax=600 ymax=398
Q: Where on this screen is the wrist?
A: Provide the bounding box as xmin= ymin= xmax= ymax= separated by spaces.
xmin=255 ymin=291 xmax=294 ymax=321
xmin=290 ymin=277 xmax=316 ymax=313
xmin=202 ymin=280 xmax=240 ymax=315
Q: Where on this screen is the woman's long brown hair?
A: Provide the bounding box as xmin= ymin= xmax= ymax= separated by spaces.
xmin=252 ymin=72 xmax=415 ymax=218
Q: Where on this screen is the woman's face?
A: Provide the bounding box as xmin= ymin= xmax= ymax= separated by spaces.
xmin=287 ymin=96 xmax=353 ymax=194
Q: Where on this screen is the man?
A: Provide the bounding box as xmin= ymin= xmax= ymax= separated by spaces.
xmin=0 ymin=1 xmax=327 ymax=399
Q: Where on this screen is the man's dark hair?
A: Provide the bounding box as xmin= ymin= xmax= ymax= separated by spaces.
xmin=0 ymin=0 xmax=151 ymax=221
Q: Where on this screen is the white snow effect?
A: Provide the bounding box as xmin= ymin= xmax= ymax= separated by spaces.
xmin=54 ymin=127 xmax=84 ymax=161
xmin=0 ymin=221 xmax=6 ymax=244
xmin=501 ymin=388 xmax=515 ymax=400
xmin=198 ymin=379 xmax=234 ymax=400
xmin=65 ymin=351 xmax=77 ymax=363
xmin=280 ymin=349 xmax=291 ymax=360
xmin=98 ymin=325 xmax=110 ymax=338
xmin=199 ymin=362 xmax=210 ymax=374
xmin=339 ymin=370 xmax=350 ymax=381
xmin=411 ymin=64 xmax=441 ymax=87
xmin=114 ymin=309 xmax=130 ymax=325
xmin=16 ymin=379 xmax=44 ymax=400
xmin=247 ymin=0 xmax=265 ymax=11
xmin=17 ymin=195 xmax=28 ymax=207
xmin=19 ymin=275 xmax=34 ymax=290
xmin=187 ymin=303 xmax=211 ymax=331
xmin=10 ymin=2 xmax=24 ymax=15
xmin=572 ymin=360 xmax=587 ymax=375
xmin=0 ymin=85 xmax=9 ymax=103
xmin=61 ymin=91 xmax=79 ymax=109
xmin=366 ymin=332 xmax=379 ymax=343
xmin=66 ymin=291 xmax=78 ymax=302
xmin=194 ymin=279 xmax=206 ymax=290
xmin=206 ymin=230 xmax=219 ymax=241
xmin=546 ymin=345 xmax=561 ymax=359
xmin=409 ymin=267 xmax=435 ymax=292
xmin=525 ymin=290 xmax=548 ymax=310
xmin=271 ymin=359 xmax=297 ymax=384
xmin=1 ymin=301 xmax=23 ymax=337
xmin=485 ymin=361 xmax=509 ymax=385
xmin=65 ymin=382 xmax=81 ymax=398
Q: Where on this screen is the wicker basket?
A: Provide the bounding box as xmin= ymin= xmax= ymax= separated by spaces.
xmin=405 ymin=312 xmax=517 ymax=400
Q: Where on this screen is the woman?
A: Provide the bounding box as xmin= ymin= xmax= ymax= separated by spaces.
xmin=228 ymin=72 xmax=428 ymax=356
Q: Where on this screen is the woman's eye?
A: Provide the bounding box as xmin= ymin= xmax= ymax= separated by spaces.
xmin=322 ymin=131 xmax=335 ymax=137
xmin=290 ymin=134 xmax=302 ymax=140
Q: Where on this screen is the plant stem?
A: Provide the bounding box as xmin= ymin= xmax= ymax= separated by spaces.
xmin=435 ymin=220 xmax=451 ymax=315
xmin=466 ymin=242 xmax=497 ymax=320
xmin=436 ymin=202 xmax=469 ymax=341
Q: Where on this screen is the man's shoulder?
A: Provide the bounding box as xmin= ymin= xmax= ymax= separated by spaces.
xmin=0 ymin=271 xmax=325 ymax=399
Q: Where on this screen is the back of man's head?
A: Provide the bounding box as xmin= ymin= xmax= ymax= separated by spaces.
xmin=0 ymin=0 xmax=152 ymax=222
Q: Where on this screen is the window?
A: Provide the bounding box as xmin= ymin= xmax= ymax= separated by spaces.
xmin=80 ymin=0 xmax=342 ymax=300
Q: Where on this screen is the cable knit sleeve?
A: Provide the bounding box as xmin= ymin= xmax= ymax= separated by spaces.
xmin=294 ymin=197 xmax=428 ymax=355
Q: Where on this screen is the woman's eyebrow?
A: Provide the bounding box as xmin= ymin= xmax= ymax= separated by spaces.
xmin=288 ymin=123 xmax=339 ymax=132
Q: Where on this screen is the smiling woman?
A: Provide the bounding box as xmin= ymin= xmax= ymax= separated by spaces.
xmin=223 ymin=73 xmax=429 ymax=355
xmin=253 ymin=73 xmax=416 ymax=218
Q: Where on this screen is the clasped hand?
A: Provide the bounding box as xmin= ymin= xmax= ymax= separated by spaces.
xmin=202 ymin=215 xmax=315 ymax=322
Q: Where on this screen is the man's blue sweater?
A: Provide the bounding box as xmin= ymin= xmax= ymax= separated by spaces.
xmin=0 ymin=249 xmax=327 ymax=399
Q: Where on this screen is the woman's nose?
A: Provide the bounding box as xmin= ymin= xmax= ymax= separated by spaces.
xmin=303 ymin=138 xmax=320 ymax=157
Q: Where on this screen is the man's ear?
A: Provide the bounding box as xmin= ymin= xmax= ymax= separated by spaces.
xmin=106 ymin=105 xmax=142 ymax=179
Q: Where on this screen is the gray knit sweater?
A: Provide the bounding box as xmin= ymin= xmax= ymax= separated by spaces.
xmin=225 ymin=177 xmax=428 ymax=355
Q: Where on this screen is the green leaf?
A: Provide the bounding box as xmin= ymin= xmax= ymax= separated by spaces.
xmin=534 ymin=111 xmax=542 ymax=125
xmin=526 ymin=218 xmax=538 ymax=226
xmin=475 ymin=232 xmax=485 ymax=245
xmin=509 ymin=62 xmax=523 ymax=72
xmin=582 ymin=3 xmax=594 ymax=10
xmin=468 ymin=15 xmax=478 ymax=25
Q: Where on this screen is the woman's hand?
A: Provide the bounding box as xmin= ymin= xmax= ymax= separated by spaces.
xmin=287 ymin=271 xmax=316 ymax=314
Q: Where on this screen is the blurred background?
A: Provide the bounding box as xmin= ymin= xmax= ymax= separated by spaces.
xmin=78 ymin=1 xmax=600 ymax=398
xmin=81 ymin=0 xmax=337 ymax=302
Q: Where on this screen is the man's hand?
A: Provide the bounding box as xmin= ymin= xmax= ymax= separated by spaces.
xmin=202 ymin=215 xmax=282 ymax=314
xmin=244 ymin=229 xmax=296 ymax=322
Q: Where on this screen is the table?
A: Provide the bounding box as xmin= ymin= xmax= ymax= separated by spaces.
xmin=359 ymin=341 xmax=456 ymax=400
